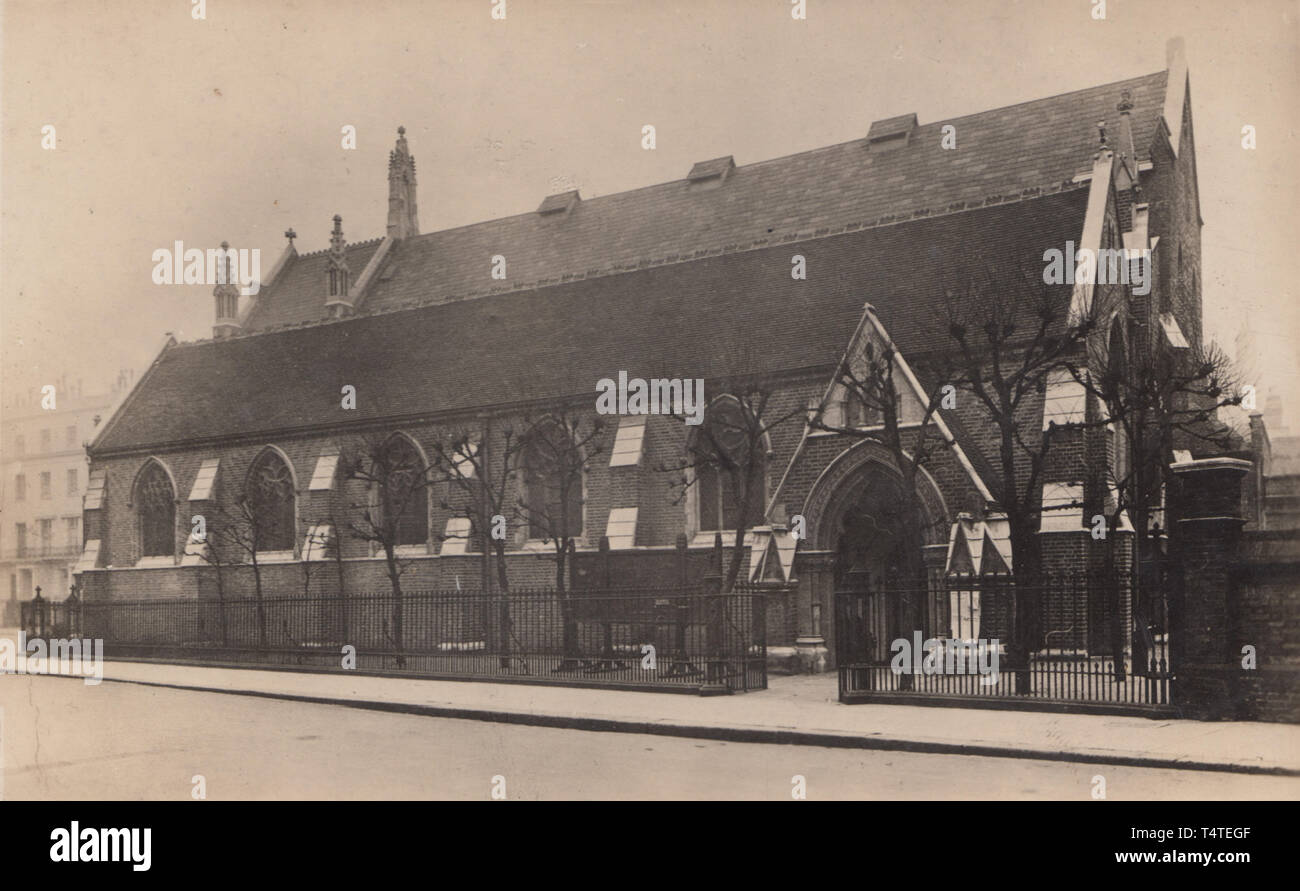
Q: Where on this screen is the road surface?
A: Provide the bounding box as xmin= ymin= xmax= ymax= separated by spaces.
xmin=2 ymin=674 xmax=1296 ymax=800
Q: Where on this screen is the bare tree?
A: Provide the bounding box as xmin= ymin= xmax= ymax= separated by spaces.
xmin=936 ymin=246 xmax=1244 ymax=687
xmin=195 ymin=516 xmax=230 ymax=648
xmin=195 ymin=496 xmax=271 ymax=648
xmin=427 ymin=418 xmax=528 ymax=665
xmin=428 ymin=421 xmax=523 ymax=595
xmin=1075 ymin=304 xmax=1244 ymax=675
xmin=513 ymin=406 xmax=607 ymax=667
xmin=660 ymin=374 xmax=807 ymax=594
xmin=939 ymin=257 xmax=1106 ymax=679
xmin=299 ymin=522 xmax=326 ymax=599
xmin=338 ymin=432 xmax=437 ymax=659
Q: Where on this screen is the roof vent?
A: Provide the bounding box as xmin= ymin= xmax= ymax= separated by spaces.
xmin=867 ymin=113 xmax=917 ymax=151
xmin=687 ymin=155 xmax=735 ymax=187
xmin=537 ymin=189 xmax=581 ymax=216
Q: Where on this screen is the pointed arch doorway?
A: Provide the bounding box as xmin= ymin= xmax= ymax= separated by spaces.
xmin=798 ymin=440 xmax=950 ymax=669
xmin=831 ymin=466 xmax=924 ymax=668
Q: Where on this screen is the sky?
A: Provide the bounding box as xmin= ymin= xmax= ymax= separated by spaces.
xmin=2 ymin=0 xmax=1298 ymax=428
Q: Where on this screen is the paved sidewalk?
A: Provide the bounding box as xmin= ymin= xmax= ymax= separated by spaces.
xmin=15 ymin=657 xmax=1300 ymax=775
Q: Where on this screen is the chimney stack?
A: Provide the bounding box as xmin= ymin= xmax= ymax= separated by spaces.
xmin=387 ymin=126 xmax=420 ymax=240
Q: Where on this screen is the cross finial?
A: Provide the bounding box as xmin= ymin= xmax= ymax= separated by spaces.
xmin=398 ymin=125 xmax=406 ymax=136
xmin=1096 ymin=120 xmax=1107 ymax=148
xmin=284 ymin=228 xmax=297 ymax=246
xmin=1116 ymin=90 xmax=1134 ymax=114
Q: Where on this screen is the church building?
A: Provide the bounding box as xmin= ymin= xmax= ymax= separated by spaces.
xmin=77 ymin=39 xmax=1210 ymax=676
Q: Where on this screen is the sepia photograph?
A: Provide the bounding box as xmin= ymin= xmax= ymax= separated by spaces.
xmin=1 ymin=0 xmax=1297 ymax=868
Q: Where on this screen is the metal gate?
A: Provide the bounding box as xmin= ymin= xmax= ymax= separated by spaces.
xmin=836 ymin=570 xmax=1173 ymax=712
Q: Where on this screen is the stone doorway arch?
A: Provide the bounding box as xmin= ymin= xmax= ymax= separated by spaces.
xmin=796 ymin=439 xmax=950 ymax=669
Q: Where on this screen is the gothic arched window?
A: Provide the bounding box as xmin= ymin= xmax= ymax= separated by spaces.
xmin=523 ymin=420 xmax=583 ymax=540
xmin=247 ymin=449 xmax=296 ymax=552
xmin=381 ymin=435 xmax=429 ymax=547
xmin=136 ymin=461 xmax=176 ymax=558
xmin=693 ymin=397 xmax=766 ymax=533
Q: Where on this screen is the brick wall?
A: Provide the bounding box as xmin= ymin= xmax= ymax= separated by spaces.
xmin=1232 ymin=532 xmax=1300 ymax=723
xmin=81 ymin=388 xmax=799 ymax=606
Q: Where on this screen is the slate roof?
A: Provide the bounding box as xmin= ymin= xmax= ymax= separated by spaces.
xmin=240 ymin=70 xmax=1167 ymax=332
xmin=248 ymin=236 xmax=385 ymax=322
xmin=95 ymin=188 xmax=1088 ymax=453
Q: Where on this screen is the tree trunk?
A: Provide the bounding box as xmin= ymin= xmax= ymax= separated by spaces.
xmin=724 ymin=516 xmax=746 ymax=594
xmin=384 ymin=545 xmax=404 ymax=656
xmin=1129 ymin=439 xmax=1151 ymax=675
xmin=556 ymin=540 xmax=579 ymax=667
xmin=251 ymin=556 xmax=267 ymax=650
xmin=494 ymin=538 xmax=512 ymax=665
xmin=1005 ymin=515 xmax=1040 ymax=694
xmin=994 ymin=404 xmax=1033 ymax=693
xmin=214 ymin=558 xmax=229 ymax=648
xmin=1105 ymin=507 xmax=1127 ymax=681
xmin=723 ymin=465 xmax=760 ymax=594
xmin=332 ymin=520 xmax=349 ymax=644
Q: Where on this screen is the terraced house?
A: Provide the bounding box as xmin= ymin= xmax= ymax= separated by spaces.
xmin=68 ymin=38 xmax=1261 ymax=713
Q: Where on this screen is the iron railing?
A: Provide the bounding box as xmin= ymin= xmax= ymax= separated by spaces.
xmin=23 ymin=586 xmax=767 ymax=694
xmin=19 ymin=593 xmax=83 ymax=639
xmin=835 ymin=570 xmax=1172 ymax=709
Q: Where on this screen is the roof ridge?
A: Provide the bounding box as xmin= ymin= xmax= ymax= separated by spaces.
xmin=920 ymin=69 xmax=1165 ymax=132
xmin=294 ymin=235 xmax=386 ymax=259
xmin=687 ymin=70 xmax=1167 ymax=179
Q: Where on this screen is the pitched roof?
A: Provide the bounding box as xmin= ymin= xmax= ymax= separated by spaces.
xmin=95 ymin=188 xmax=1088 ymax=453
xmin=245 ymin=237 xmax=384 ymax=326
xmin=240 ymin=70 xmax=1167 ymax=332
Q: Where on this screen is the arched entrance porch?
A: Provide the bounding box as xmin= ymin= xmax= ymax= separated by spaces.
xmin=793 ymin=439 xmax=950 ymax=670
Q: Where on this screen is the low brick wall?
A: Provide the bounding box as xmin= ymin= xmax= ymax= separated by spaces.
xmin=1232 ymin=531 xmax=1300 ymax=723
xmin=81 ymin=550 xmax=600 ymax=604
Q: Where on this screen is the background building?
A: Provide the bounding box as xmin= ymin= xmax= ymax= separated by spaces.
xmin=1 ymin=371 xmax=132 ymax=622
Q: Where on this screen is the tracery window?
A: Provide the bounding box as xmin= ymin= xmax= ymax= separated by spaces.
xmin=381 ymin=435 xmax=429 ymax=547
xmin=248 ymin=450 xmax=296 ymax=552
xmin=693 ymin=397 xmax=766 ymax=533
xmin=523 ymin=420 xmax=583 ymax=540
xmin=136 ymin=461 xmax=176 ymax=558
